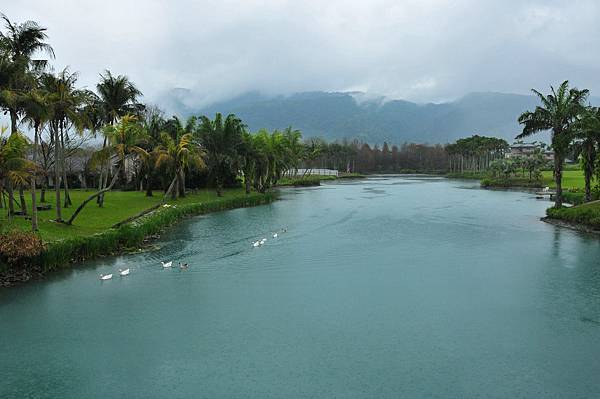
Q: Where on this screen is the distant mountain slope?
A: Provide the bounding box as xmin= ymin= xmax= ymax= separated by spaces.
xmin=160 ymin=90 xmax=598 ymax=144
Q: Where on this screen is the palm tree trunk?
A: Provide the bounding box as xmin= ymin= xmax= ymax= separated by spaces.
xmin=7 ymin=180 xmax=15 ymax=219
xmin=60 ymin=127 xmax=71 ymax=207
xmin=178 ymin=170 xmax=185 ymax=198
xmin=553 ymin=154 xmax=563 ymax=208
xmin=31 ymin=126 xmax=39 ymax=231
xmin=145 ymin=173 xmax=153 ymax=197
xmin=41 ymin=176 xmax=47 ymax=203
xmin=163 ymin=175 xmax=178 ymax=202
xmin=244 ymin=171 xmax=251 ymax=194
xmin=53 ymin=126 xmax=62 ymax=222
xmin=97 ymin=136 xmax=108 ymax=206
xmin=65 ymin=166 xmax=122 ymax=225
xmin=19 ymin=186 xmax=27 ymax=215
xmin=9 ymin=109 xmax=18 ymax=135
xmin=584 ymin=156 xmax=593 ymax=203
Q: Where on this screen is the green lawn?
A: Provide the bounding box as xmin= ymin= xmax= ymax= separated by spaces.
xmin=541 ymin=169 xmax=585 ymax=190
xmin=1 ymin=188 xmax=248 ymax=242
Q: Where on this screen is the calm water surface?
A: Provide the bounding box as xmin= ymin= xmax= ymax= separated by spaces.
xmin=2 ymin=176 xmax=600 ymax=398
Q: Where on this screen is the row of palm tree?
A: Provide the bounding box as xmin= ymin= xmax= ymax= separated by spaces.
xmin=517 ymin=80 xmax=600 ymax=207
xmin=0 ymin=14 xmax=308 ymax=231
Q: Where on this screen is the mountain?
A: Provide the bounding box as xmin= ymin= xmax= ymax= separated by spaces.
xmin=159 ymin=90 xmax=598 ymax=144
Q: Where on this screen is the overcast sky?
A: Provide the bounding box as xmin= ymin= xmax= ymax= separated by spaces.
xmin=4 ymin=0 xmax=600 ymax=108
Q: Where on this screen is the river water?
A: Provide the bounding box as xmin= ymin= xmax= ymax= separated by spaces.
xmin=2 ymin=176 xmax=600 ymax=398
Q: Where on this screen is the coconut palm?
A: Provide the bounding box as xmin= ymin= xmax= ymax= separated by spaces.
xmin=197 ymin=113 xmax=244 ymax=196
xmin=0 ymin=14 xmax=54 ymax=135
xmin=0 ymin=127 xmax=31 ymax=220
xmin=155 ymin=131 xmax=204 ymax=200
xmin=517 ymin=81 xmax=589 ymax=208
xmin=572 ymin=107 xmax=600 ymax=202
xmin=21 ymin=86 xmax=50 ymax=230
xmin=96 ymin=70 xmax=143 ymax=203
xmin=40 ymin=68 xmax=86 ymax=218
xmin=65 ymin=115 xmax=147 ymax=225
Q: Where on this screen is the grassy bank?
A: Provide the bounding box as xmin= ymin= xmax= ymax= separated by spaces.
xmin=277 ymin=175 xmax=337 ymax=187
xmin=480 ymin=177 xmax=545 ymax=188
xmin=546 ymin=201 xmax=600 ymax=231
xmin=0 ymin=189 xmax=276 ymax=285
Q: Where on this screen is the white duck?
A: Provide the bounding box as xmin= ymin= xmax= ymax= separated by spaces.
xmin=253 ymin=241 xmax=260 ymax=247
xmin=119 ymin=268 xmax=130 ymax=276
xmin=260 ymin=238 xmax=267 ymax=244
xmin=100 ymin=273 xmax=113 ymax=280
xmin=273 ymin=233 xmax=278 ymax=238
xmin=161 ymin=261 xmax=173 ymax=268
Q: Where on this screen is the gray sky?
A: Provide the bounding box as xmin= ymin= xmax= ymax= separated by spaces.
xmin=4 ymin=0 xmax=600 ymax=108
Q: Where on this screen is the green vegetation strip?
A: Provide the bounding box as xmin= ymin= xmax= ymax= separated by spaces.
xmin=546 ymin=201 xmax=600 ymax=231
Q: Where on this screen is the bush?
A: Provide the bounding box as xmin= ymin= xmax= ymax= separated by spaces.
xmin=0 ymin=231 xmax=46 ymax=266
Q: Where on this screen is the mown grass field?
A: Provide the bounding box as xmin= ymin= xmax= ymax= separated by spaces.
xmin=1 ymin=188 xmax=249 ymax=242
xmin=541 ymin=170 xmax=586 ymax=190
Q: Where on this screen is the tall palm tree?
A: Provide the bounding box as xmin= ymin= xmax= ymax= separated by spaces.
xmin=155 ymin=132 xmax=204 ymax=200
xmin=40 ymin=69 xmax=86 ymax=219
xmin=197 ymin=113 xmax=244 ymax=196
xmin=572 ymin=107 xmax=600 ymax=202
xmin=517 ymin=81 xmax=589 ymax=208
xmin=65 ymin=115 xmax=147 ymax=225
xmin=96 ymin=70 xmax=143 ymax=203
xmin=0 ymin=14 xmax=54 ymax=135
xmin=21 ymin=86 xmax=50 ymax=230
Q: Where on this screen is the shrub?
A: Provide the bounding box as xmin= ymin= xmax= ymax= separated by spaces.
xmin=0 ymin=231 xmax=46 ymax=266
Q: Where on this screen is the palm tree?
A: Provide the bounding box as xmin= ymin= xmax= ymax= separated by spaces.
xmin=21 ymin=86 xmax=50 ymax=230
xmin=0 ymin=14 xmax=54 ymax=135
xmin=572 ymin=107 xmax=600 ymax=202
xmin=239 ymin=131 xmax=257 ymax=194
xmin=282 ymin=126 xmax=304 ymax=176
xmin=517 ymin=81 xmax=589 ymax=208
xmin=65 ymin=115 xmax=146 ymax=225
xmin=0 ymin=127 xmax=31 ymax=220
xmin=155 ymin=132 xmax=204 ymax=200
xmin=96 ymin=70 xmax=143 ymax=202
xmin=40 ymin=69 xmax=86 ymax=219
xmin=197 ymin=113 xmax=244 ymax=196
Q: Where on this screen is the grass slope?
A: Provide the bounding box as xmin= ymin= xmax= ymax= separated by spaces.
xmin=1 ymin=188 xmax=250 ymax=242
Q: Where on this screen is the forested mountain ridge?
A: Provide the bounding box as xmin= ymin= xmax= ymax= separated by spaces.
xmin=159 ymin=90 xmax=596 ymax=144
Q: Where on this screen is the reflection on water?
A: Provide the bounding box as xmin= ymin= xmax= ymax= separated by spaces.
xmin=1 ymin=176 xmax=600 ymax=399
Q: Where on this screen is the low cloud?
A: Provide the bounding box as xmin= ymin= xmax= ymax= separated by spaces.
xmin=4 ymin=0 xmax=600 ymax=109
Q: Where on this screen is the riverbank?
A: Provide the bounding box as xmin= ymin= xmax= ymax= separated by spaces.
xmin=544 ymin=200 xmax=600 ymax=233
xmin=0 ymin=190 xmax=276 ymax=286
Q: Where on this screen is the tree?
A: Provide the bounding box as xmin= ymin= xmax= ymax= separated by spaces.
xmin=41 ymin=68 xmax=86 ymax=219
xmin=96 ymin=70 xmax=143 ymax=203
xmin=197 ymin=113 xmax=244 ymax=196
xmin=21 ymin=86 xmax=50 ymax=230
xmin=0 ymin=14 xmax=54 ymax=135
xmin=0 ymin=128 xmax=31 ymax=219
xmin=572 ymin=107 xmax=600 ymax=202
xmin=517 ymin=81 xmax=589 ymax=208
xmin=155 ymin=131 xmax=204 ymax=200
xmin=65 ymin=115 xmax=146 ymax=225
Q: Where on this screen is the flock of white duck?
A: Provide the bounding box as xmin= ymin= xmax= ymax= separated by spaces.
xmin=99 ymin=261 xmax=189 ymax=280
xmin=252 ymin=228 xmax=286 ymax=248
xmin=99 ymin=228 xmax=287 ymax=280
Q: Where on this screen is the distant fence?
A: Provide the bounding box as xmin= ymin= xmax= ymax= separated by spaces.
xmin=284 ymin=168 xmax=339 ymax=177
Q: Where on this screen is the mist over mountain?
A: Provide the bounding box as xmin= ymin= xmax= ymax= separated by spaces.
xmin=160 ymin=90 xmax=599 ymax=144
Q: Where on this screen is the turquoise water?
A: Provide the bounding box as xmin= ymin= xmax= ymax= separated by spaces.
xmin=2 ymin=176 xmax=600 ymax=398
